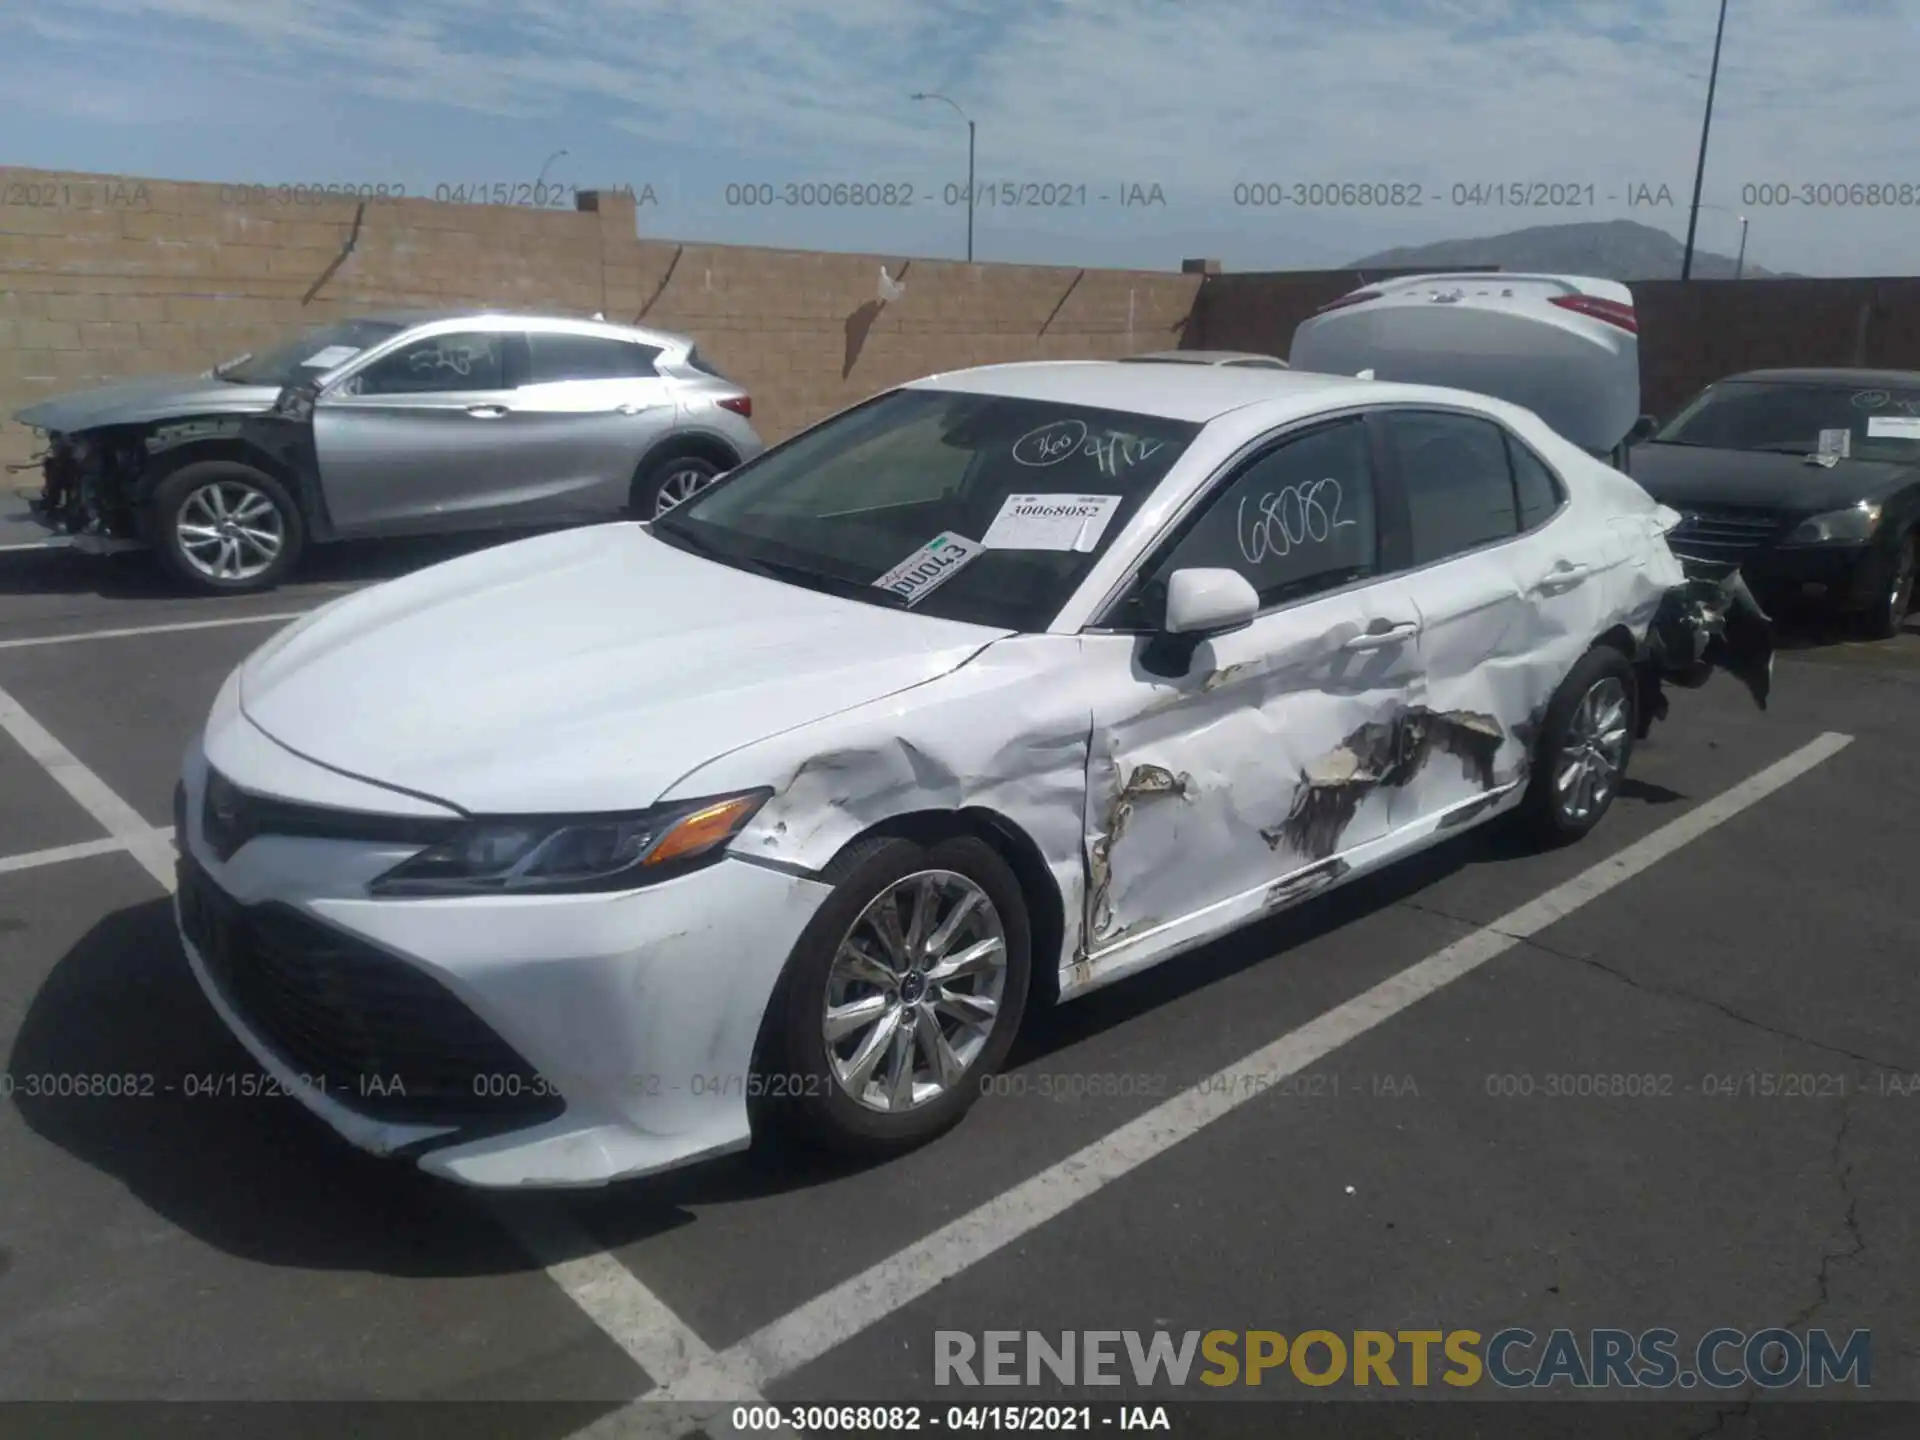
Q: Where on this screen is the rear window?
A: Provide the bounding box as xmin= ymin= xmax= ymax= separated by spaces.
xmin=1656 ymin=381 xmax=1920 ymax=460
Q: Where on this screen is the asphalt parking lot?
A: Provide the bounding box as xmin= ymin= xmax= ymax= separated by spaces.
xmin=2 ymin=523 xmax=1917 ymax=1439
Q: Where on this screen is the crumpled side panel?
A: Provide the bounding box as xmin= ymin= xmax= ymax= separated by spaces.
xmin=1080 ymin=583 xmax=1421 ymax=963
xmin=668 ymin=635 xmax=1094 ymax=976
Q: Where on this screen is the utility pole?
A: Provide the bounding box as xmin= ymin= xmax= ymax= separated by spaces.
xmin=1681 ymin=0 xmax=1731 ymax=281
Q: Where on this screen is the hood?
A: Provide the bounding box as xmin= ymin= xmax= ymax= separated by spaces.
xmin=237 ymin=525 xmax=1008 ymax=814
xmin=13 ymin=373 xmax=282 ymax=433
xmin=1628 ymin=443 xmax=1918 ymax=514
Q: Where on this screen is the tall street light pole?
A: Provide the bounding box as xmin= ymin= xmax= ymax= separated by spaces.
xmin=1735 ymin=214 xmax=1749 ymax=279
xmin=912 ymin=92 xmax=974 ymax=262
xmin=1680 ymin=0 xmax=1731 ymax=281
xmin=536 ymin=149 xmax=569 ymax=201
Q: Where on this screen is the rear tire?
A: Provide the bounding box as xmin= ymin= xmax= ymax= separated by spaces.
xmin=146 ymin=461 xmax=304 ymax=594
xmin=1516 ymin=645 xmax=1638 ymax=848
xmin=631 ymin=451 xmax=728 ymax=520
xmin=1857 ymin=530 xmax=1916 ymax=640
xmin=756 ymin=833 xmax=1032 ymax=1158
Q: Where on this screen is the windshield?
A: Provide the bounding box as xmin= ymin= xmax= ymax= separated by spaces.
xmin=1654 ymin=380 xmax=1920 ymax=462
xmin=217 ymin=318 xmax=406 ymax=386
xmin=651 ymin=387 xmax=1202 ymax=631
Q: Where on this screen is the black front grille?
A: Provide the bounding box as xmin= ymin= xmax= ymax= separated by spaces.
xmin=1666 ymin=506 xmax=1789 ymax=571
xmin=201 ymin=768 xmax=463 ymax=863
xmin=178 ymin=854 xmax=563 ymax=1128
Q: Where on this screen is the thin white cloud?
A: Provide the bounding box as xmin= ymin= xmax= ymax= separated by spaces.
xmin=3 ymin=0 xmax=1917 ymax=273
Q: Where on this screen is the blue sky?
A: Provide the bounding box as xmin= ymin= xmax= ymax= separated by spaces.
xmin=3 ymin=0 xmax=1917 ymax=276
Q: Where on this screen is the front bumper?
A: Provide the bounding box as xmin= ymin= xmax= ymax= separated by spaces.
xmin=175 ymin=734 xmax=834 ymax=1188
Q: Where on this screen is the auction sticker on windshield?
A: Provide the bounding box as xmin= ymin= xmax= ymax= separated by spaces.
xmin=302 ymin=345 xmax=362 ymax=369
xmin=981 ymin=493 xmax=1123 ymax=552
xmin=873 ymin=532 xmax=985 ymax=605
xmin=1866 ymin=415 xmax=1920 ymax=440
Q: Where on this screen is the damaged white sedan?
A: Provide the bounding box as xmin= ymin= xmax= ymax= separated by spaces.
xmin=175 ymin=274 xmax=1771 ymax=1187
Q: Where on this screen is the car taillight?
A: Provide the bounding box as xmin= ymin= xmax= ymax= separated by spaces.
xmin=1549 ymin=294 xmax=1638 ymax=333
xmin=718 ymin=394 xmax=751 ymax=418
xmin=1315 ymin=288 xmax=1382 ymax=314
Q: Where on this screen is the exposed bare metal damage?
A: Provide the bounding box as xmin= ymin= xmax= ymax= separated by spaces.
xmin=1263 ymin=708 xmax=1507 ymax=861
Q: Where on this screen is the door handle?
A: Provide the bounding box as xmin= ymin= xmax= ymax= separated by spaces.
xmin=1532 ymin=563 xmax=1592 ymax=592
xmin=465 ymin=404 xmax=508 ymax=418
xmin=1342 ymin=619 xmax=1419 ymax=652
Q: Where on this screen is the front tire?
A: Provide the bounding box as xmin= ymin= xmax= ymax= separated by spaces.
xmin=631 ymin=452 xmax=727 ymax=519
xmin=1857 ymin=530 xmax=1916 ymax=640
xmin=758 ymin=833 xmax=1032 ymax=1157
xmin=1516 ymin=646 xmax=1637 ymax=847
xmin=147 ymin=461 xmax=304 ymax=594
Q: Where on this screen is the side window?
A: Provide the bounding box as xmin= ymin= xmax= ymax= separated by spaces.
xmin=525 ymin=333 xmax=661 ymax=383
xmin=1505 ymin=434 xmax=1564 ymax=530
xmin=351 ymin=332 xmax=506 ymax=395
xmin=1382 ymin=411 xmax=1518 ymax=565
xmin=1113 ymin=418 xmax=1377 ymax=627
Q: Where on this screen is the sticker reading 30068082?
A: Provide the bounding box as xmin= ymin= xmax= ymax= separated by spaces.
xmin=873 ymin=532 xmax=984 ymax=605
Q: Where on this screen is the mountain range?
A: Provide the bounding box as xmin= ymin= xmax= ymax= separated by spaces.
xmin=1346 ymin=220 xmax=1796 ymax=280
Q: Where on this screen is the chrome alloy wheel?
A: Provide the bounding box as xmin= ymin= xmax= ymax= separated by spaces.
xmin=175 ymin=481 xmax=285 ymax=581
xmin=1555 ymin=675 xmax=1630 ymax=824
xmin=652 ymin=465 xmax=718 ymax=517
xmin=822 ymin=870 xmax=1008 ymax=1113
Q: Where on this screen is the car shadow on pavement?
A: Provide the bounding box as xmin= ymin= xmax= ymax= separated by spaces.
xmin=8 ymin=895 xmax=546 ymax=1278
xmin=10 ymin=799 xmax=1683 ymax=1276
xmin=0 ymin=527 xmax=577 ymax=601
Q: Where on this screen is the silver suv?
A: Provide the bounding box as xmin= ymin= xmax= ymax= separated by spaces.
xmin=13 ymin=310 xmax=765 ymax=593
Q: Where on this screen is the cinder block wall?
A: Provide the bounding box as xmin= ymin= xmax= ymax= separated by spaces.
xmin=0 ymin=166 xmax=1204 ymax=476
xmin=9 ymin=164 xmax=1920 ymax=485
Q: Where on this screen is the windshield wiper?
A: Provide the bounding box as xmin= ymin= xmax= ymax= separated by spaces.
xmin=749 ymin=555 xmax=911 ymax=608
xmin=648 ymin=523 xmax=909 ymax=608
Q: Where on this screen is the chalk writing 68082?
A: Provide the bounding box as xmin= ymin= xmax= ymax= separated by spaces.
xmin=1236 ymin=479 xmax=1354 ymax=564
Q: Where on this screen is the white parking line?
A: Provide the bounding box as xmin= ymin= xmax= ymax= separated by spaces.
xmin=0 ymin=540 xmax=67 ymax=553
xmin=584 ymin=730 xmax=1855 ymax=1429
xmin=0 ymin=612 xmax=312 ymax=652
xmin=0 ymin=682 xmax=178 ymax=887
xmin=0 ymin=679 xmax=788 ymax=1438
xmin=0 ymin=829 xmax=175 ymax=876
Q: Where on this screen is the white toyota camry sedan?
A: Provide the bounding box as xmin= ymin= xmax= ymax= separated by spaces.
xmin=174 ymin=275 xmax=1771 ymax=1187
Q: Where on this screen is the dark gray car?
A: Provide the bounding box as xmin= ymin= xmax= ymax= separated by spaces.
xmin=12 ymin=310 xmax=764 ymax=593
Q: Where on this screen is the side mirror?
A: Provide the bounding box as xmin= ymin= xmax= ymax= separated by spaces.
xmin=1141 ymin=569 xmax=1260 ymax=677
xmin=1164 ymin=568 xmax=1260 ymax=635
xmin=1628 ymin=413 xmax=1658 ymax=443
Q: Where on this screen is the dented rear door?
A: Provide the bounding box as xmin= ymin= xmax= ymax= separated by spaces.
xmin=1371 ymin=407 xmax=1628 ymax=830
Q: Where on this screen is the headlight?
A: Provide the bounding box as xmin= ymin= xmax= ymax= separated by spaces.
xmin=368 ymin=789 xmax=772 ymax=896
xmin=1786 ymin=501 xmax=1881 ymax=544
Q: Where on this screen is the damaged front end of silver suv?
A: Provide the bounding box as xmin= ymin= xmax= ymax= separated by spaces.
xmin=17 ymin=425 xmax=155 ymax=552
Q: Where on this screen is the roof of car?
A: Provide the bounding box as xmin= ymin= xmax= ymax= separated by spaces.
xmin=355 ymin=308 xmax=688 ymax=345
xmin=904 ymin=360 xmax=1366 ymax=422
xmin=1119 ymin=350 xmax=1287 ymax=365
xmin=1721 ymin=367 xmax=1920 ymax=387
